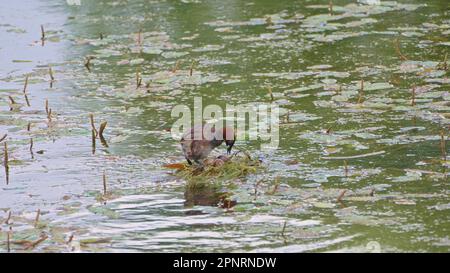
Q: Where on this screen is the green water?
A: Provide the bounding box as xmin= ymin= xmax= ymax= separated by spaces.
xmin=0 ymin=0 xmax=449 ymax=252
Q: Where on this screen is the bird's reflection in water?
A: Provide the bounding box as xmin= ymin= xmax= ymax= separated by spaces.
xmin=184 ymin=183 xmax=237 ymax=215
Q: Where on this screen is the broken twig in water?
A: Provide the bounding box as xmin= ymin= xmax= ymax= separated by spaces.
xmin=4 ymin=142 xmax=9 ymax=185
xmin=357 ymin=79 xmax=364 ymax=104
xmin=45 ymin=100 xmax=52 ymax=122
xmin=268 ymin=86 xmax=274 ymax=101
xmin=437 ymin=52 xmax=448 ymax=71
xmin=344 ymin=160 xmax=348 ymax=177
xmin=24 ymin=234 xmax=48 ymax=250
xmin=89 ymin=114 xmax=98 ymax=137
xmin=91 ymin=129 xmax=96 ymax=155
xmin=323 ymin=150 xmax=386 ymax=160
xmin=8 ymin=96 xmax=16 ymax=106
xmin=49 ymin=67 xmax=54 ymax=81
xmin=99 ymin=121 xmax=108 ymax=147
xmin=84 ymin=56 xmax=93 ymax=72
xmin=5 ymin=210 xmax=11 ymax=224
xmin=30 ymin=138 xmax=34 ymax=159
xmin=337 ymin=190 xmax=347 ymax=202
xmin=137 ymin=28 xmax=142 ymax=47
xmin=23 ymin=75 xmax=29 ymax=94
xmin=0 ymin=134 xmax=6 ymax=143
xmin=40 ymin=25 xmax=45 ymax=40
xmin=189 ymin=60 xmax=196 ymax=76
xmin=7 ymin=227 xmax=11 ymax=253
xmin=172 ymin=60 xmax=181 ymax=73
xmin=268 ymin=177 xmax=280 ymax=195
xmin=99 ymin=121 xmax=107 ymax=138
xmin=24 ymin=94 xmax=30 ymax=107
xmin=66 ymin=234 xmax=74 ymax=244
xmin=49 ymin=67 xmax=55 ymax=88
xmin=254 ymin=179 xmax=263 ymax=200
xmin=136 ymin=70 xmax=142 ymax=88
xmin=281 ymin=220 xmax=287 ymax=238
xmin=411 ymin=85 xmax=416 ymax=106
xmin=440 ymin=130 xmax=447 ymax=161
xmin=329 ymin=0 xmax=333 ymax=16
xmin=40 ymin=25 xmax=45 ymax=46
xmin=34 ymin=209 xmax=40 ymax=228
xmin=103 ymin=171 xmax=107 ymax=195
xmin=393 ymin=38 xmax=408 ymax=61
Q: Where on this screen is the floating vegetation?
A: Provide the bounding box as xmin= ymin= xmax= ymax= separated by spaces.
xmin=167 ymin=154 xmax=261 ymax=183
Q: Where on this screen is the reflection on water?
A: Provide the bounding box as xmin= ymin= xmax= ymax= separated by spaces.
xmin=0 ymin=0 xmax=449 ymax=252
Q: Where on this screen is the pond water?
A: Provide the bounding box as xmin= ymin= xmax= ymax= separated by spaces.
xmin=0 ymin=0 xmax=449 ymax=252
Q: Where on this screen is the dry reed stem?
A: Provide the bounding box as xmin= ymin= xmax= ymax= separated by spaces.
xmin=268 ymin=86 xmax=274 ymax=101
xmin=89 ymin=114 xmax=98 ymax=137
xmin=103 ymin=171 xmax=107 ymax=195
xmin=393 ymin=38 xmax=408 ymax=61
xmin=4 ymin=142 xmax=9 ymax=185
xmin=34 ymin=209 xmax=40 ymax=228
xmin=337 ymin=190 xmax=347 ymax=202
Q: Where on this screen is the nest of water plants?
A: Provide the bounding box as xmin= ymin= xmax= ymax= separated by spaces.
xmin=164 ymin=151 xmax=262 ymax=182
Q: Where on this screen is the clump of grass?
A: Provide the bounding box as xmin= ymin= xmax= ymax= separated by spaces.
xmin=174 ymin=154 xmax=261 ymax=186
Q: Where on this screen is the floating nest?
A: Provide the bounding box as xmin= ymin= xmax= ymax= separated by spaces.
xmin=164 ymin=152 xmax=261 ymax=183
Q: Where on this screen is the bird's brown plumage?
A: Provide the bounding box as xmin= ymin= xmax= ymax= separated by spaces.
xmin=180 ymin=125 xmax=235 ymax=165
